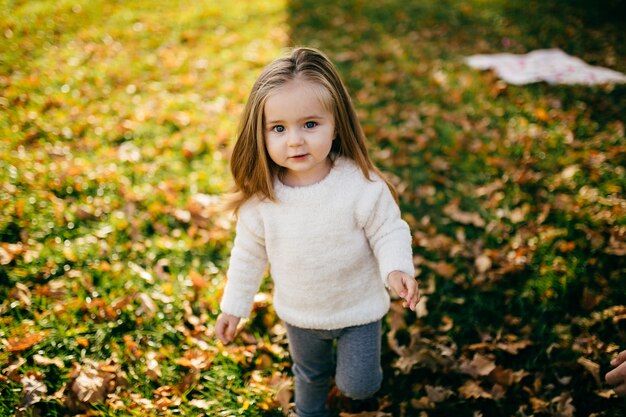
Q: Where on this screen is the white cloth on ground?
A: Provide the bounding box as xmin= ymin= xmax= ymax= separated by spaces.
xmin=465 ymin=48 xmax=626 ymax=85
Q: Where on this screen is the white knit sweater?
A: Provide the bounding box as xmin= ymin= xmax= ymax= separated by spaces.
xmin=220 ymin=157 xmax=414 ymax=330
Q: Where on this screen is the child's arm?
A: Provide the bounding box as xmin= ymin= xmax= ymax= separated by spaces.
xmin=357 ymin=179 xmax=415 ymax=290
xmin=218 ymin=203 xmax=267 ymax=341
xmin=215 ymin=312 xmax=241 ymax=344
xmin=387 ymin=270 xmax=420 ymax=311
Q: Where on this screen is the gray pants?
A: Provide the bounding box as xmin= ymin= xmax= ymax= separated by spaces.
xmin=285 ymin=319 xmax=383 ymax=417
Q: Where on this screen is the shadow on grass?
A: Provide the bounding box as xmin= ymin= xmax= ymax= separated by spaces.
xmin=285 ymin=1 xmax=626 ymax=416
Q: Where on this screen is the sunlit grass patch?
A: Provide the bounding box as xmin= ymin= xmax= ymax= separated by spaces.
xmin=1 ymin=0 xmax=289 ymax=415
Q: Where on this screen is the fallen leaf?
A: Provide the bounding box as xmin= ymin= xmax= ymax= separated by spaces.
xmin=415 ymin=296 xmax=429 ymax=318
xmin=459 ymin=353 xmax=496 ymax=377
xmin=489 ymin=366 xmax=529 ymax=386
xmin=189 ymin=270 xmax=208 ymax=289
xmin=495 ymin=339 xmax=533 ymax=354
xmin=128 ymin=262 xmax=154 ymax=284
xmin=175 ymin=350 xmax=213 ymax=370
xmin=427 ymin=261 xmax=457 ymax=279
xmin=410 ymin=396 xmax=434 ymax=410
xmin=33 ymin=354 xmax=65 ymax=369
xmin=136 ymin=293 xmax=158 ymax=318
xmin=13 ymin=283 xmax=32 ymax=307
xmin=18 ymin=375 xmax=47 ymax=411
xmin=67 ymin=361 xmax=118 ymax=406
xmin=530 ymin=396 xmax=549 ymax=413
xmin=274 ymin=377 xmax=292 ymax=415
xmin=6 ymin=332 xmax=47 ymax=352
xmin=2 ymin=357 xmax=26 ymax=377
xmin=425 ymin=385 xmax=454 ymax=402
xmin=443 ymin=200 xmax=485 ymax=227
xmin=475 ymin=255 xmax=492 ymax=273
xmin=189 ymin=398 xmax=218 ymax=409
xmin=459 ymin=380 xmax=493 ymax=399
xmin=146 ymin=351 xmax=161 ymax=380
xmin=577 ymin=357 xmax=601 ymax=387
xmin=551 ymin=391 xmax=575 ymax=417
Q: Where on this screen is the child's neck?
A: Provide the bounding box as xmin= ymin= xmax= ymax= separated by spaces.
xmin=281 ymin=158 xmax=332 ymax=187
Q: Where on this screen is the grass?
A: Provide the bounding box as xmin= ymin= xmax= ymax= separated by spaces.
xmin=2 ymin=0 xmax=626 ymax=415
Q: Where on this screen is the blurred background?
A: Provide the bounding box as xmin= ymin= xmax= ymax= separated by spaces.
xmin=1 ymin=0 xmax=625 ymax=415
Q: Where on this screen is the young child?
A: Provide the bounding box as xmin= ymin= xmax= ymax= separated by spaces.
xmin=215 ymin=47 xmax=420 ymax=416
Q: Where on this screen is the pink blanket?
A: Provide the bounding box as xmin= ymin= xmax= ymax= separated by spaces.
xmin=465 ymin=49 xmax=626 ymax=85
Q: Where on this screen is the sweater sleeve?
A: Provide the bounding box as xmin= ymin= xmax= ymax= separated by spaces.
xmin=357 ymin=178 xmax=414 ymax=287
xmin=219 ymin=202 xmax=268 ymax=318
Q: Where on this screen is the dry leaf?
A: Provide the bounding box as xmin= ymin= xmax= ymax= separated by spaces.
xmin=415 ymin=296 xmax=429 ymax=318
xmin=13 ymin=283 xmax=32 ymax=307
xmin=189 ymin=399 xmax=218 ymax=409
xmin=33 ymin=354 xmax=65 ymax=369
xmin=427 ymin=261 xmax=457 ymax=279
xmin=443 ymin=200 xmax=485 ymax=227
xmin=475 ymin=255 xmax=492 ymax=273
xmin=551 ymin=391 xmax=575 ymax=417
xmin=189 ymin=270 xmax=208 ymax=289
xmin=128 ymin=262 xmax=154 ymax=284
xmin=410 ymin=396 xmax=434 ymax=410
xmin=489 ymin=366 xmax=529 ymax=386
xmin=459 ymin=380 xmax=493 ymax=399
xmin=6 ymin=332 xmax=47 ymax=352
xmin=425 ymin=385 xmax=454 ymax=402
xmin=2 ymin=357 xmax=26 ymax=377
xmin=496 ymin=339 xmax=533 ymax=354
xmin=577 ymin=357 xmax=601 ymax=387
xmin=175 ymin=350 xmax=213 ymax=370
xmin=136 ymin=293 xmax=158 ymax=318
xmin=274 ymin=378 xmax=292 ymax=415
xmin=530 ymin=396 xmax=549 ymax=413
xmin=18 ymin=375 xmax=47 ymax=411
xmin=66 ymin=360 xmax=121 ymax=409
xmin=459 ymin=353 xmax=496 ymax=377
xmin=146 ymin=351 xmax=161 ymax=380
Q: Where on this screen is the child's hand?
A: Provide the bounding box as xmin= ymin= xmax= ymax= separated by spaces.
xmin=606 ymin=350 xmax=626 ymax=396
xmin=215 ymin=312 xmax=241 ymax=344
xmin=387 ymin=271 xmax=420 ymax=311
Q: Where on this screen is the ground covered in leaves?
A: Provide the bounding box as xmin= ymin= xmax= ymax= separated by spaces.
xmin=1 ymin=0 xmax=625 ymax=416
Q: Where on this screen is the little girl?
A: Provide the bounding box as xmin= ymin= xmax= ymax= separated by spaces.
xmin=215 ymin=47 xmax=420 ymax=416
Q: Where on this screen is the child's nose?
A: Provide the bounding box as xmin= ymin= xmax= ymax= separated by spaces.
xmin=287 ymin=130 xmax=304 ymax=146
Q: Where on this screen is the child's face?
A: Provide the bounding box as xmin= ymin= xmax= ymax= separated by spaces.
xmin=264 ymin=79 xmax=335 ymax=187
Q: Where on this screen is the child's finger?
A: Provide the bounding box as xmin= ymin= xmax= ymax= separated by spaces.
xmin=403 ymin=280 xmax=416 ymax=303
xmin=226 ymin=320 xmax=237 ymax=342
xmin=215 ymin=320 xmax=228 ymax=344
xmin=606 ymin=364 xmax=626 ymax=385
xmin=612 ymin=350 xmax=626 ymax=367
xmin=614 ymin=382 xmax=626 ymax=397
xmin=402 ymin=279 xmax=419 ymax=309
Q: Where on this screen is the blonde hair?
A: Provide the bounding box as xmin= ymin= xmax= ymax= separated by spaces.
xmin=228 ymin=47 xmax=396 ymax=212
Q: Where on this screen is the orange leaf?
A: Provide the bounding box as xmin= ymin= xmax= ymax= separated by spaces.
xmin=76 ymin=337 xmax=89 ymax=348
xmin=6 ymin=332 xmax=47 ymax=352
xmin=189 ymin=271 xmax=208 ymax=289
xmin=534 ymin=108 xmax=549 ymax=122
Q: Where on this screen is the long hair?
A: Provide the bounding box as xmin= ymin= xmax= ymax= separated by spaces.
xmin=228 ymin=47 xmax=396 ymax=213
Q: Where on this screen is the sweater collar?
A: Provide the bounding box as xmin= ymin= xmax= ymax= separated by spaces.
xmin=273 ymin=156 xmax=353 ymax=202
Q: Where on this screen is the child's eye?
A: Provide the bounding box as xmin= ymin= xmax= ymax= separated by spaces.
xmin=304 ymin=121 xmax=317 ymax=129
xmin=272 ymin=125 xmax=285 ymax=133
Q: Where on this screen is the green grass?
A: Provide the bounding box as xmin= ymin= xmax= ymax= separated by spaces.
xmin=2 ymin=0 xmax=626 ymax=415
